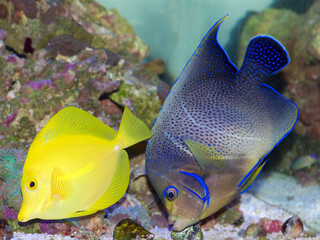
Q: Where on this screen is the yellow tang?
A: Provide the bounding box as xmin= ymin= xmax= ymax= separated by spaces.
xmin=18 ymin=107 xmax=151 ymax=222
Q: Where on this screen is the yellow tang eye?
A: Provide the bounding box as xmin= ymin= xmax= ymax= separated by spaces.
xmin=27 ymin=178 xmax=38 ymax=190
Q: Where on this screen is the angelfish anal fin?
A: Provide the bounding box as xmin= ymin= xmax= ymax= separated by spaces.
xmin=183 ymin=139 xmax=226 ymax=173
xmin=238 ymin=158 xmax=269 ymax=194
xmin=51 ymin=167 xmax=73 ymax=200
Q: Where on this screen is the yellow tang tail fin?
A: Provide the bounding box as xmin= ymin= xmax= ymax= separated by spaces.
xmin=117 ymin=107 xmax=152 ymax=148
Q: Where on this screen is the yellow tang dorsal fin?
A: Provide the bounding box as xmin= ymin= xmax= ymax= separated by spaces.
xmin=184 ymin=139 xmax=226 ymax=172
xmin=68 ymin=150 xmax=130 ymax=218
xmin=116 ymin=107 xmax=152 ymax=149
xmin=29 ymin=107 xmax=117 ymax=155
xmin=51 ymin=167 xmax=73 ymax=200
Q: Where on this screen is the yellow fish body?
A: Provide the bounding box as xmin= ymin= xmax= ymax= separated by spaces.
xmin=18 ymin=107 xmax=151 ymax=222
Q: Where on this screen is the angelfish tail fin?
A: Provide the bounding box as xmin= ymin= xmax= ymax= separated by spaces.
xmin=234 ymin=36 xmax=289 ymax=90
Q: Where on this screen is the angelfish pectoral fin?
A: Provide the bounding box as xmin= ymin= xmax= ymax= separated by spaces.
xmin=184 ymin=139 xmax=226 ymax=172
xmin=238 ymin=158 xmax=269 ymax=194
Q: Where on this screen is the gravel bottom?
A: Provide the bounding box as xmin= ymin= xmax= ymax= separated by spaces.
xmin=11 ymin=172 xmax=320 ymax=240
xmin=249 ymin=171 xmax=320 ymax=233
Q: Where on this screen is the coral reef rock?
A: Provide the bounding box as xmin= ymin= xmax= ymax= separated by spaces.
xmin=244 ymin=224 xmax=267 ymax=238
xmin=214 ymin=198 xmax=244 ymax=227
xmin=0 ymin=219 xmax=13 ymax=240
xmin=171 ymin=223 xmax=203 ymax=240
xmin=0 ymin=148 xmax=25 ymax=212
xmin=106 ymin=194 xmax=153 ymax=230
xmin=0 ymin=0 xmax=163 ymax=149
xmin=0 ymin=0 xmax=149 ymax=60
xmin=281 ymin=216 xmax=304 ymax=238
xmin=113 ymin=219 xmax=154 ymax=240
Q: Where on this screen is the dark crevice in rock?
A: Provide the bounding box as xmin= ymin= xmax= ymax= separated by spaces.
xmin=98 ymin=92 xmax=124 ymax=111
xmin=5 ymin=45 xmax=26 ymax=58
xmin=23 ymin=37 xmax=34 ymax=54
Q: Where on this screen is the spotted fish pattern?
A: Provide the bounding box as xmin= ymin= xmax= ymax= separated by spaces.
xmin=145 ymin=15 xmax=298 ymax=231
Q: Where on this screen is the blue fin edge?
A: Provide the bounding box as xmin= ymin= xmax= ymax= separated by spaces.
xmin=237 ymin=83 xmax=299 ymax=190
xmin=179 ymin=171 xmax=210 ymax=208
xmin=240 ymin=159 xmax=269 ymax=194
xmin=245 ymin=35 xmax=290 ymax=74
xmin=159 ymin=14 xmax=237 ymax=119
xmin=237 ymin=156 xmax=266 ymax=188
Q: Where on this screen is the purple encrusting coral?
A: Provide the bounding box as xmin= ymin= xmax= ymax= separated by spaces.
xmin=25 ymin=79 xmax=53 ymax=90
xmin=4 ymin=208 xmax=17 ymax=220
xmin=63 ymin=63 xmax=77 ymax=74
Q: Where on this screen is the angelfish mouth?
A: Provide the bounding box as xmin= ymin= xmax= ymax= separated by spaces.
xmin=168 ymin=217 xmax=187 ymax=232
xmin=168 ymin=219 xmax=176 ymax=226
xmin=168 ymin=216 xmax=177 ymax=227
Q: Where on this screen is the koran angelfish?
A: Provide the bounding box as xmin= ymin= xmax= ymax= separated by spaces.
xmin=18 ymin=107 xmax=151 ymax=222
xmin=145 ymin=15 xmax=298 ymax=231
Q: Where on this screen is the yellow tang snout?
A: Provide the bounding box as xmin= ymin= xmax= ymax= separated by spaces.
xmin=18 ymin=202 xmax=33 ymax=222
xmin=18 ymin=174 xmax=49 ymax=222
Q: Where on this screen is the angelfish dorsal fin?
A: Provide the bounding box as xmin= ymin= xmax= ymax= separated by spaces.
xmin=184 ymin=139 xmax=226 ymax=172
xmin=172 ymin=14 xmax=238 ymax=90
xmin=238 ymin=158 xmax=269 ymax=194
xmin=51 ymin=167 xmax=73 ymax=200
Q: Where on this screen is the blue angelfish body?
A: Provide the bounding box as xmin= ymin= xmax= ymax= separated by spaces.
xmin=145 ymin=15 xmax=298 ymax=231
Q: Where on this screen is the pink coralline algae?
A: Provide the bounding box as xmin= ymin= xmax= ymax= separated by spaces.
xmin=5 ymin=55 xmax=25 ymax=68
xmin=25 ymin=79 xmax=53 ymax=90
xmin=1 ymin=110 xmax=18 ymax=128
xmin=39 ymin=221 xmax=73 ymax=236
xmin=258 ymin=218 xmax=282 ymax=234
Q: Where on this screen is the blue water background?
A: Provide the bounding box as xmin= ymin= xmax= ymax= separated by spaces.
xmin=97 ymin=0 xmax=273 ymax=83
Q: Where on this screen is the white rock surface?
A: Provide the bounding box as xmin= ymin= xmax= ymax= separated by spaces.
xmin=249 ymin=171 xmax=320 ymax=233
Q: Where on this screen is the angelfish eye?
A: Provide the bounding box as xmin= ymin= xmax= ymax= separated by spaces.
xmin=27 ymin=178 xmax=38 ymax=190
xmin=164 ymin=186 xmax=178 ymax=201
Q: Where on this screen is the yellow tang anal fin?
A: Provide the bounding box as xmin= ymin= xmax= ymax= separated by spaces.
xmin=239 ymin=159 xmax=268 ymax=194
xmin=68 ymin=209 xmax=98 ymax=218
xmin=85 ymin=149 xmax=130 ymax=212
xmin=51 ymin=168 xmax=73 ymax=200
xmin=184 ymin=139 xmax=226 ymax=172
xmin=29 ymin=107 xmax=117 ymax=154
xmin=117 ymin=107 xmax=152 ymax=149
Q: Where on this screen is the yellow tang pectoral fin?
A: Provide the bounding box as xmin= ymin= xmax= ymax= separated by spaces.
xmin=238 ymin=158 xmax=269 ymax=194
xmin=68 ymin=150 xmax=130 ymax=218
xmin=117 ymin=107 xmax=152 ymax=149
xmin=184 ymin=139 xmax=226 ymax=172
xmin=51 ymin=168 xmax=73 ymax=200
